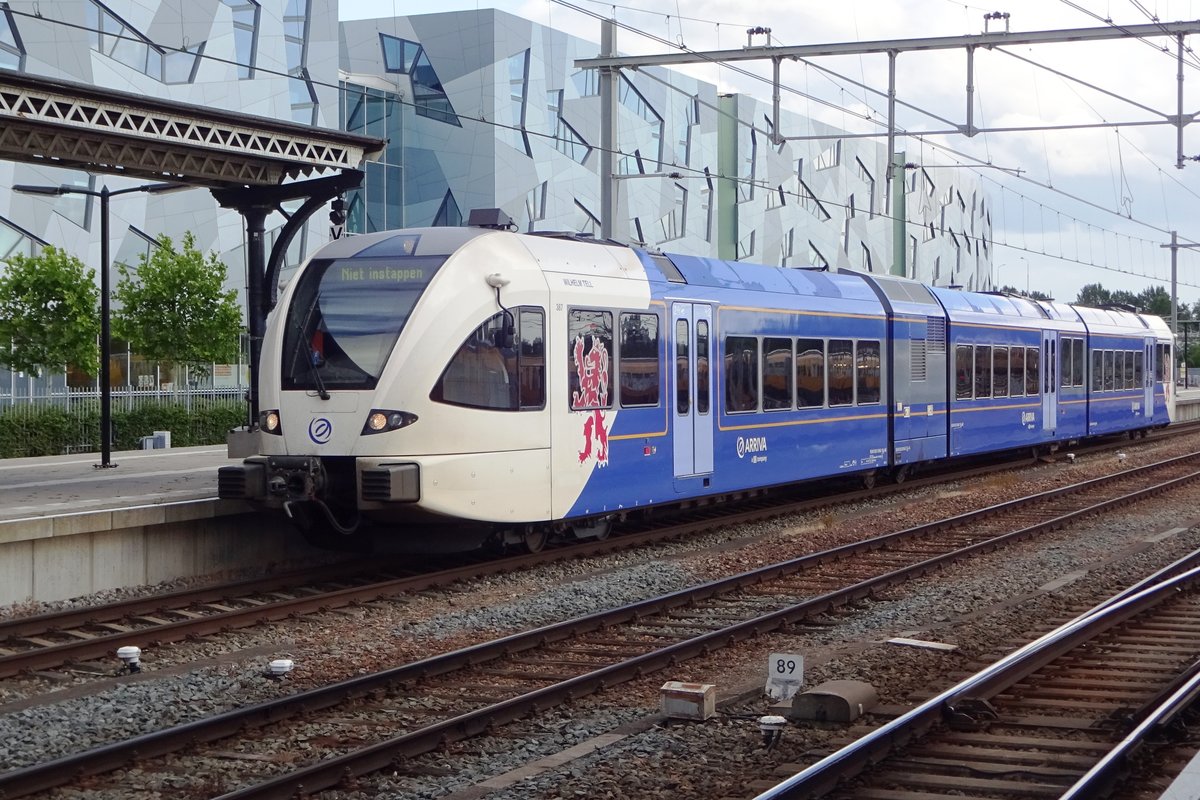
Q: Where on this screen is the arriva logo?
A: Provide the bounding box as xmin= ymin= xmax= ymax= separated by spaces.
xmin=308 ymin=417 xmax=333 ymax=445
xmin=736 ymin=435 xmax=768 ymax=459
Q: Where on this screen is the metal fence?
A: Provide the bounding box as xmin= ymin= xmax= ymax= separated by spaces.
xmin=0 ymin=364 xmax=249 ymax=455
xmin=0 ymin=359 xmax=249 ymax=409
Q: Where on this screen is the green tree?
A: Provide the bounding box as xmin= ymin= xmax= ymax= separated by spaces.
xmin=113 ymin=232 xmax=242 ymax=377
xmin=996 ymin=285 xmax=1053 ymax=301
xmin=1075 ymin=283 xmax=1111 ymax=308
xmin=0 ymin=246 xmax=99 ymax=377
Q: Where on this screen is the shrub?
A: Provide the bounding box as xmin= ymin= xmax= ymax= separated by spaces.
xmin=0 ymin=401 xmax=247 ymax=457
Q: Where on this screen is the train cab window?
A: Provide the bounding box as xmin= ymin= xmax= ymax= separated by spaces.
xmin=675 ymin=319 xmax=689 ymax=414
xmin=1091 ymin=350 xmax=1103 ymax=392
xmin=1103 ymin=351 xmax=1115 ymax=391
xmin=725 ymin=336 xmax=759 ymax=412
xmin=856 ymin=341 xmax=881 ymax=405
xmin=974 ymin=345 xmax=992 ymax=398
xmin=1025 ymin=347 xmax=1040 ymax=395
xmin=828 ymin=339 xmax=854 ymax=406
xmin=696 ymin=321 xmax=710 ymax=414
xmin=282 ymin=254 xmax=447 ymax=392
xmin=1009 ymin=347 xmax=1025 ymax=396
xmin=1157 ymin=344 xmax=1168 ymax=383
xmin=796 ymin=339 xmax=825 ymax=408
xmin=568 ymin=309 xmax=614 ymax=410
xmin=432 ymin=307 xmax=545 ymax=411
xmin=955 ymin=345 xmax=973 ymax=400
xmin=763 ymin=337 xmax=793 ymax=410
xmin=619 ymin=312 xmax=660 ymax=408
xmin=1134 ymin=351 xmax=1144 ymax=388
xmin=1071 ymin=339 xmax=1085 ymax=387
xmin=992 ymin=347 xmax=1009 ymax=398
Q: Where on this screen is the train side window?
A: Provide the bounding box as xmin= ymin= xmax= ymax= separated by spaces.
xmin=1026 ymin=347 xmax=1040 ymax=395
xmin=432 ymin=310 xmax=524 ymax=410
xmin=568 ymin=309 xmax=613 ymax=410
xmin=696 ymin=320 xmax=710 ymax=414
xmin=828 ymin=339 xmax=854 ymax=406
xmin=856 ymin=340 xmax=881 ymax=405
xmin=619 ymin=312 xmax=660 ymax=408
xmin=1103 ymin=350 xmax=1115 ymax=391
xmin=1134 ymin=351 xmax=1144 ymax=388
xmin=763 ymin=337 xmax=793 ymax=410
xmin=1009 ymin=346 xmax=1025 ymax=396
xmin=1047 ymin=339 xmax=1055 ymax=393
xmin=1091 ymin=349 xmax=1103 ymax=392
xmin=676 ymin=319 xmax=689 ymax=414
xmin=796 ymin=338 xmax=825 ymax=408
xmin=1125 ymin=350 xmax=1136 ymax=389
xmin=725 ymin=336 xmax=759 ymax=412
xmin=518 ymin=309 xmax=545 ymax=409
xmin=1072 ymin=339 xmax=1085 ymax=387
xmin=1059 ymin=341 xmax=1071 ymax=392
xmin=1157 ymin=344 xmax=1167 ymax=383
xmin=974 ymin=345 xmax=992 ymax=398
xmin=992 ymin=347 xmax=1009 ymax=398
xmin=955 ymin=345 xmax=973 ymax=400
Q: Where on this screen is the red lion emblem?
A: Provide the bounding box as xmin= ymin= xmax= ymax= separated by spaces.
xmin=572 ymin=334 xmax=610 ymax=466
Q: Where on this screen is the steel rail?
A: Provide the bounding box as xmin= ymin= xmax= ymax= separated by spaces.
xmin=1060 ymin=658 xmax=1200 ymax=799
xmin=0 ymin=436 xmax=1080 ymax=678
xmin=210 ymin=464 xmax=1200 ymax=800
xmin=3 ymin=450 xmax=1199 ymax=798
xmin=753 ymin=560 xmax=1200 ymax=799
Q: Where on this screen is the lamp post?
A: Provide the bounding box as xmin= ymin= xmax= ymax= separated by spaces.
xmin=13 ymin=181 xmax=187 ymax=468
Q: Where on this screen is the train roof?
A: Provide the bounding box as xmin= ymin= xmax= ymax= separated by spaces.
xmin=1070 ymin=303 xmax=1167 ymax=338
xmin=930 ymin=286 xmax=1051 ymax=320
xmin=307 ymin=227 xmax=494 ymax=260
xmin=657 ymin=253 xmax=881 ymax=303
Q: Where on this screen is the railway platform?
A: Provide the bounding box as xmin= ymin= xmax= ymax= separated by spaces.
xmin=0 ymin=444 xmax=324 ymax=607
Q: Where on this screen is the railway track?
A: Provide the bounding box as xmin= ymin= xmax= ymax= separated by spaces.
xmin=4 ymin=448 xmax=1200 ymax=798
xmin=754 ymin=550 xmax=1200 ymax=800
xmin=1 ymin=428 xmax=1187 ymax=681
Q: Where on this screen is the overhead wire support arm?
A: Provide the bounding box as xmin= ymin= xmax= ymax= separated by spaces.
xmin=1178 ymin=33 xmax=1190 ymax=168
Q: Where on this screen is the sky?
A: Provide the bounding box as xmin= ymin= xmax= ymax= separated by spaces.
xmin=340 ymin=0 xmax=1200 ymax=309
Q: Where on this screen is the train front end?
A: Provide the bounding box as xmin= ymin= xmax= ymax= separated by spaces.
xmin=218 ymin=225 xmax=543 ymax=551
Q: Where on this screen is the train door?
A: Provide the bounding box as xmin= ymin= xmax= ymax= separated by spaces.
xmin=1042 ymin=331 xmax=1057 ymax=434
xmin=672 ymin=303 xmax=714 ymax=478
xmin=1144 ymin=337 xmax=1155 ymax=419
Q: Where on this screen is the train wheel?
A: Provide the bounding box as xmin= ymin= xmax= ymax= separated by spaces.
xmin=523 ymin=527 xmax=549 ymax=554
xmin=861 ymin=471 xmax=877 ymax=490
xmin=893 ymin=465 xmax=911 ymax=484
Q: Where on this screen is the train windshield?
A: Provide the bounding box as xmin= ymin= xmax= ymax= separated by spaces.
xmin=281 ymin=255 xmax=446 ymax=391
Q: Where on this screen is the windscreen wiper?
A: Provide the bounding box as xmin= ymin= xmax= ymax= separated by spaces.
xmin=309 ymin=349 xmax=330 ymax=400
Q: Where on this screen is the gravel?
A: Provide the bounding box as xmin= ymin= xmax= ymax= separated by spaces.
xmin=3 ymin=434 xmax=1200 ymax=798
xmin=397 ymin=561 xmax=696 ymax=638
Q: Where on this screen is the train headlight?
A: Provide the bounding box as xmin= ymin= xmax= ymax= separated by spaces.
xmin=363 ymin=409 xmax=417 ymax=434
xmin=260 ymin=410 xmax=282 ymax=435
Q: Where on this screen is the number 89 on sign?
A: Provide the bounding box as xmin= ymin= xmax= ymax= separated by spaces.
xmin=765 ymin=652 xmax=804 ymax=701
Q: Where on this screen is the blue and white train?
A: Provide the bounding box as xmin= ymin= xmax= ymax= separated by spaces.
xmin=218 ymin=220 xmax=1175 ymax=552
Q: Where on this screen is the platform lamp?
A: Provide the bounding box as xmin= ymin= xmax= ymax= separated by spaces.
xmin=13 ymin=181 xmax=190 ymax=468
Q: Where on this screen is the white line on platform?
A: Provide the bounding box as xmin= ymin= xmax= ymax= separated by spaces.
xmin=0 ymin=465 xmax=220 ymax=490
xmin=0 ymin=448 xmax=225 ymax=471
